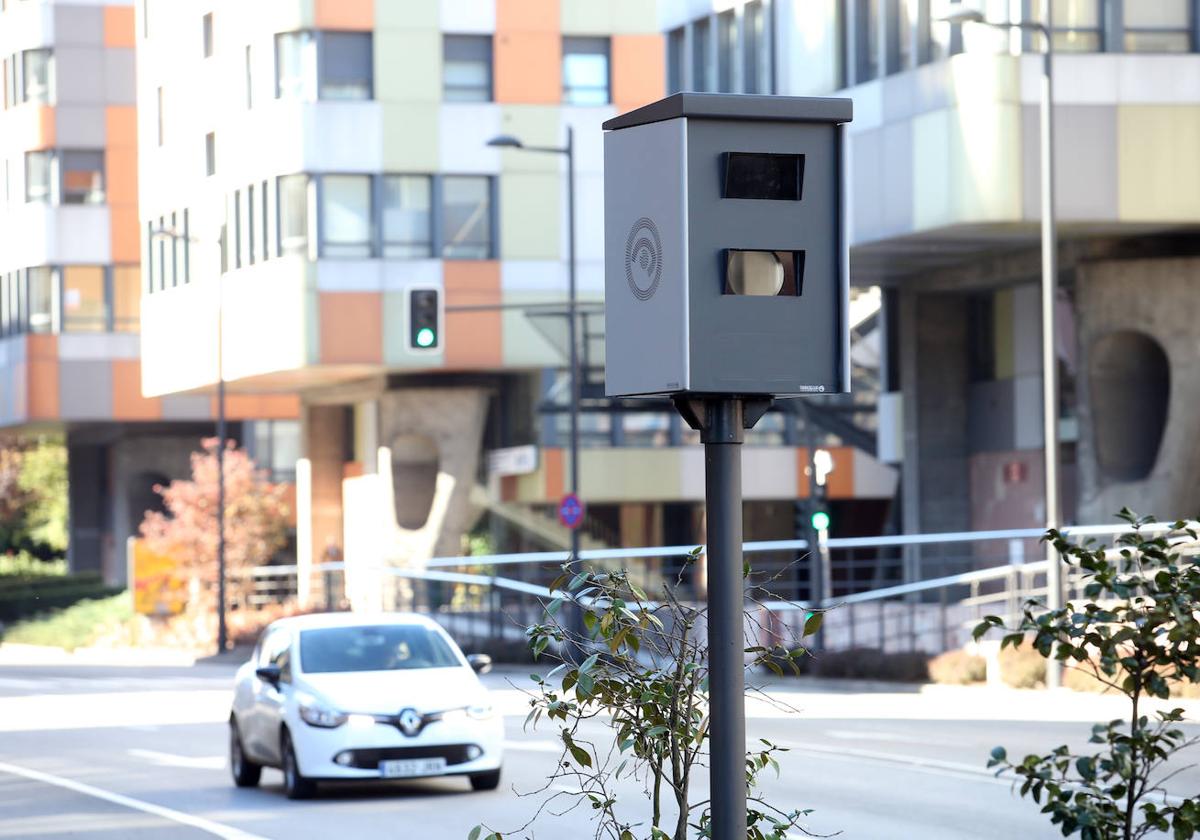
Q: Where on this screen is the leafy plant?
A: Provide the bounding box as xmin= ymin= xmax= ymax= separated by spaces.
xmin=470 ymin=547 xmax=825 ymax=840
xmin=139 ymin=438 xmax=290 ymax=621
xmin=974 ymin=510 xmax=1200 ymax=840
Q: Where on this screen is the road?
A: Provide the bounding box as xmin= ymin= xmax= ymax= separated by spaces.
xmin=0 ymin=654 xmax=1196 ymax=839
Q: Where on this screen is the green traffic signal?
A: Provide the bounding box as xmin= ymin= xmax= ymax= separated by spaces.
xmin=810 ymin=510 xmax=831 ymax=531
xmin=416 ymin=327 xmax=436 ymax=348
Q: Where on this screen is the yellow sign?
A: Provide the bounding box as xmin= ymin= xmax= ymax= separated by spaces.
xmin=130 ymin=540 xmax=188 ymax=616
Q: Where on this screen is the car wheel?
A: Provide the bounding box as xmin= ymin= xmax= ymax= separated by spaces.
xmin=469 ymin=769 xmax=501 ymax=792
xmin=281 ymin=729 xmax=316 ymax=800
xmin=229 ymin=719 xmax=262 ymax=788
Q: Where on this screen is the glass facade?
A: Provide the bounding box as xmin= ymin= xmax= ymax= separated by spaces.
xmin=382 ymin=175 xmax=433 ymax=258
xmin=441 ymin=176 xmax=492 ymax=259
xmin=443 ymin=35 xmax=492 ymax=102
xmin=562 ymin=37 xmax=610 ymax=104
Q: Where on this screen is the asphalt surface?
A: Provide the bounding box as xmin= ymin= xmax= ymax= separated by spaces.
xmin=0 ymin=654 xmax=1197 ymax=839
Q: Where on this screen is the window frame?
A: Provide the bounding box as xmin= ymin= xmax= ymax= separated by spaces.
xmin=274 ymin=30 xmax=374 ymax=102
xmin=1121 ymin=0 xmax=1193 ymax=53
xmin=381 ymin=173 xmax=434 ymax=259
xmin=442 ymin=34 xmax=493 ymax=102
xmin=202 ymin=12 xmax=214 ymax=58
xmin=439 ymin=173 xmax=495 ymax=260
xmin=562 ymin=36 xmax=612 ymax=104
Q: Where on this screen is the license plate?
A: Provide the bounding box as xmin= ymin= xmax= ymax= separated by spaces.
xmin=379 ymin=758 xmax=447 ymax=779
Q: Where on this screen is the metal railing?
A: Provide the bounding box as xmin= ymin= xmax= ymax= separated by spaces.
xmin=238 ymin=521 xmax=1175 ymax=657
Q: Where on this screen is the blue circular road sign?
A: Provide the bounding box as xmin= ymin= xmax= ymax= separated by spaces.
xmin=558 ymin=493 xmax=585 ymax=530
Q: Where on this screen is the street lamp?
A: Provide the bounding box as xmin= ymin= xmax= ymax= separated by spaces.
xmin=149 ymin=226 xmax=227 ymax=655
xmin=486 ymin=129 xmax=582 ymax=568
xmin=939 ymin=6 xmax=1063 ymax=686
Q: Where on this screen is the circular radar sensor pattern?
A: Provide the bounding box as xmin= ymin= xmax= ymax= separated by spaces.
xmin=625 ymin=217 xmax=663 ymax=301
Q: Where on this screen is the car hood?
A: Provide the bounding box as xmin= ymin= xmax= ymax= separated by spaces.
xmin=297 ymin=667 xmax=487 ymax=715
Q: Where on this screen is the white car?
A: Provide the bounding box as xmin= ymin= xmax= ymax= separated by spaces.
xmin=229 ymin=612 xmax=504 ymax=799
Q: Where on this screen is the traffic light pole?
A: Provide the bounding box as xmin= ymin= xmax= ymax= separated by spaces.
xmin=674 ymin=396 xmax=770 ymax=840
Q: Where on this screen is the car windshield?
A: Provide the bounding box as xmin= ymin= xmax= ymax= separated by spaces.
xmin=299 ymin=625 xmax=461 ymax=674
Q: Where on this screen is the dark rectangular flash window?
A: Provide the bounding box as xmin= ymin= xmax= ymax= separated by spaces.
xmin=724 ymin=250 xmax=805 ymax=296
xmin=723 ymin=152 xmax=804 ymax=201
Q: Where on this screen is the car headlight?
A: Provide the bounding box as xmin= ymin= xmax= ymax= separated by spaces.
xmin=297 ymin=694 xmax=347 ymax=728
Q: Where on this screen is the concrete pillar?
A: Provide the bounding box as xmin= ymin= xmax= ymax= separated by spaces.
xmin=302 ymin=404 xmax=348 ymax=592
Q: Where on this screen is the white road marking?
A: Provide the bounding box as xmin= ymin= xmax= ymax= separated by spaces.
xmin=0 ymin=760 xmax=270 ymax=840
xmin=786 ymin=741 xmax=1012 ymax=786
xmin=823 ymin=728 xmax=943 ymax=745
xmin=503 ymin=739 xmax=561 ymax=753
xmin=127 ymin=748 xmax=226 ymax=770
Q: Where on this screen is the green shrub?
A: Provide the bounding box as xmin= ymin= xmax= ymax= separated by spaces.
xmin=0 ymin=552 xmax=66 ymax=578
xmin=0 ymin=574 xmax=122 ymax=623
xmin=778 ymin=647 xmax=930 ymax=682
xmin=928 ymin=649 xmax=987 ymax=685
xmin=2 ymin=593 xmax=133 ymax=650
xmin=998 ymin=642 xmax=1045 ymax=689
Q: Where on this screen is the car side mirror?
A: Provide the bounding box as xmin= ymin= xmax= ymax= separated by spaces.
xmin=467 ymin=654 xmax=492 ymax=675
xmin=255 ymin=664 xmax=282 ymax=685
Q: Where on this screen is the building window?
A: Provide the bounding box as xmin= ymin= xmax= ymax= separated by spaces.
xmin=261 ymin=179 xmax=271 ymax=261
xmin=156 ymin=87 xmax=164 ymax=145
xmin=250 ymin=420 xmax=301 ymax=482
xmin=717 ymin=10 xmax=736 ymax=92
xmin=113 ymin=266 xmax=140 ymax=332
xmin=24 ymin=151 xmax=52 ymax=202
xmin=278 ymin=174 xmax=310 ymax=255
xmin=245 ymin=45 xmax=253 ymax=108
xmin=61 ymin=151 xmax=105 ymax=204
xmin=1124 ymin=0 xmax=1192 ymax=52
xmin=142 ymin=0 xmax=149 ymax=38
xmin=203 ymin=12 xmax=214 ymax=57
xmin=21 ymin=49 xmax=52 ymax=104
xmin=1031 ymin=0 xmax=1103 ymax=52
xmin=667 ymin=27 xmax=685 ymax=93
xmin=443 ymin=35 xmax=492 ymax=102
xmin=382 ymin=175 xmax=432 ymax=258
xmin=744 ymin=1 xmax=765 ymax=93
xmin=321 ymin=32 xmax=372 ymax=100
xmin=562 ymin=37 xmax=610 ymax=104
xmin=441 ymin=175 xmax=491 ymax=259
xmin=691 ymin=19 xmax=710 ymax=92
xmin=27 ymin=267 xmax=53 ymax=333
xmin=205 ymin=132 xmax=216 ymax=176
xmin=62 ymin=266 xmax=107 ymax=333
xmin=275 ymin=31 xmax=318 ymax=100
xmin=275 ymin=31 xmax=372 ymax=101
xmin=320 ymin=174 xmax=371 ymax=258
xmin=854 ymin=0 xmax=880 ymax=82
xmin=247 ymin=184 xmax=256 ymax=265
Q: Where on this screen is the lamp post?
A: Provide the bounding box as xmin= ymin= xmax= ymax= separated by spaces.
xmin=149 ymin=226 xmax=227 ymax=655
xmin=940 ymin=7 xmax=1062 ymax=687
xmin=486 ymin=130 xmax=582 ymax=568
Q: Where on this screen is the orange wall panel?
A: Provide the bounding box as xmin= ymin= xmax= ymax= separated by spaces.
xmin=106 ymin=105 xmax=138 ymax=149
xmin=110 ymin=205 xmax=140 ymax=263
xmin=443 ymin=261 xmax=501 ymax=369
xmin=495 ymin=32 xmax=561 ymax=104
xmin=104 ymin=6 xmax=136 ymax=48
xmin=543 ymin=448 xmax=564 ymax=499
xmin=496 ymin=0 xmax=560 ymax=33
xmin=319 ymin=292 xmax=383 ymax=365
xmin=112 ymin=359 xmax=162 ymax=420
xmin=314 ymin=0 xmax=373 ymax=30
xmin=105 ymin=146 xmax=138 ymax=207
xmin=826 ymin=446 xmax=855 ymax=499
xmin=221 ymin=393 xmax=302 ymax=420
xmin=26 ymin=335 xmax=59 ymax=420
xmin=612 ymin=34 xmax=666 ymax=111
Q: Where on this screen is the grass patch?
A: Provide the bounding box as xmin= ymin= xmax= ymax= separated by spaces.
xmin=2 ymin=593 xmax=133 ymax=651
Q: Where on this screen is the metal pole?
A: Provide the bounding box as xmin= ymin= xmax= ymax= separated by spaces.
xmin=1038 ymin=12 xmax=1062 ymax=689
xmin=567 ymin=126 xmax=580 ymax=564
xmin=216 ymin=266 xmax=227 ymax=654
xmin=702 ymin=398 xmax=747 ymax=840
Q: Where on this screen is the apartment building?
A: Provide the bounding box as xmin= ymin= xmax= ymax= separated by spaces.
xmin=0 ymin=0 xmax=297 ymax=583
xmin=662 ymin=0 xmax=1200 ymax=532
xmin=134 ymin=0 xmax=899 ymax=595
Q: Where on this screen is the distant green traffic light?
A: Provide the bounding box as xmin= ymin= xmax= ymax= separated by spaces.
xmin=416 ymin=327 xmax=436 ymax=348
xmin=810 ymin=510 xmax=831 ymax=531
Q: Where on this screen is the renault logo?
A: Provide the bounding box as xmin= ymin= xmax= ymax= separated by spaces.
xmin=397 ymin=708 xmax=423 ymax=737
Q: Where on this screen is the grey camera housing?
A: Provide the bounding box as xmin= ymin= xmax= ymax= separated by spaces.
xmin=603 ymin=93 xmax=853 ymax=398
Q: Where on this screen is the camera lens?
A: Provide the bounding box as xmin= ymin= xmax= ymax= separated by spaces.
xmin=726 ymin=250 xmax=785 ymax=296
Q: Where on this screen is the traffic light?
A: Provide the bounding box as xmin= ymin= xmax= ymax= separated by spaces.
xmin=810 ymin=509 xmax=831 ymax=532
xmin=408 ymin=287 xmax=441 ymax=351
